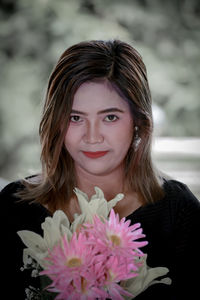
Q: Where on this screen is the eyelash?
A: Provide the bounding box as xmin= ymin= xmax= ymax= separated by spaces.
xmin=70 ymin=114 xmax=119 ymax=123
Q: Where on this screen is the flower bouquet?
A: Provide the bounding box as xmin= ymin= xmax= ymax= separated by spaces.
xmin=18 ymin=187 xmax=171 ymax=299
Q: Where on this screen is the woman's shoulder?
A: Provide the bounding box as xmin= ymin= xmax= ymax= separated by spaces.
xmin=0 ymin=179 xmax=26 ymax=212
xmin=1 ymin=179 xmax=24 ymax=196
xmin=0 ymin=174 xmax=41 ymax=201
xmin=1 ymin=176 xmax=50 ymax=230
xmin=162 ymin=178 xmax=200 ymax=208
xmin=161 ymin=178 xmax=200 ymax=227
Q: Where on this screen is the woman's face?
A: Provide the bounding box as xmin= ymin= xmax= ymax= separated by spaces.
xmin=64 ymin=80 xmax=133 ymax=177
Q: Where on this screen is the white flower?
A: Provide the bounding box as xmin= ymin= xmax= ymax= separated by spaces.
xmin=17 ymin=210 xmax=72 ymax=268
xmin=120 ymin=254 xmax=172 ymax=299
xmin=18 ymin=187 xmax=124 ymax=268
xmin=70 ymin=186 xmax=124 ymax=232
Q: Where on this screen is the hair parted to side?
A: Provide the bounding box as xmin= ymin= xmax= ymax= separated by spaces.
xmin=19 ymin=39 xmax=164 ymax=212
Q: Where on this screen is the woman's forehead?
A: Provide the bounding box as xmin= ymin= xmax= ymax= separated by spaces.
xmin=72 ymin=80 xmax=131 ymax=112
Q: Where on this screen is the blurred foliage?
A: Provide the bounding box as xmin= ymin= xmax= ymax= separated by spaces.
xmin=0 ymin=0 xmax=200 ymax=180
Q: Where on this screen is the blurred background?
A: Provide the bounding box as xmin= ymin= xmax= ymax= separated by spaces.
xmin=0 ymin=0 xmax=199 ymax=198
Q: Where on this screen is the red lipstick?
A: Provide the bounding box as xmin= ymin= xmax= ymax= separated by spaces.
xmin=82 ymin=151 xmax=108 ymax=158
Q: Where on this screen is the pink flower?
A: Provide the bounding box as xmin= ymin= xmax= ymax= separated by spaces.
xmin=41 ymin=209 xmax=148 ymax=299
xmin=41 ymin=233 xmax=104 ymax=299
xmin=85 ymin=209 xmax=148 ymax=263
xmin=102 ymin=256 xmax=136 ymax=299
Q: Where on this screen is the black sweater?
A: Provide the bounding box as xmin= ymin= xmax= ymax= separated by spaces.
xmin=1 ymin=179 xmax=200 ymax=300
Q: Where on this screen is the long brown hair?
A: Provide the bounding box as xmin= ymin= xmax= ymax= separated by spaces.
xmin=19 ymin=40 xmax=164 ymax=212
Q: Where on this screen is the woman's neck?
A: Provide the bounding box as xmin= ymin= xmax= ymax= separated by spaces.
xmin=75 ymin=166 xmax=125 ymax=201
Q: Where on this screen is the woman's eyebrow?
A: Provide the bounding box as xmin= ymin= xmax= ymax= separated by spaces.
xmin=71 ymin=109 xmax=86 ymax=115
xmin=98 ymin=108 xmax=125 ymax=114
xmin=71 ymin=108 xmax=125 ymax=115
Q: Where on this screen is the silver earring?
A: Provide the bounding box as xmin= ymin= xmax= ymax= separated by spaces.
xmin=133 ymin=126 xmax=141 ymax=152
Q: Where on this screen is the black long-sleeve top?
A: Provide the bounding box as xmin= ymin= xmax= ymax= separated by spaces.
xmin=1 ymin=179 xmax=200 ymax=299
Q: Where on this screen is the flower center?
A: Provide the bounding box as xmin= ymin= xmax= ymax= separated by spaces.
xmin=109 ymin=234 xmax=121 ymax=246
xmin=66 ymin=257 xmax=82 ymax=268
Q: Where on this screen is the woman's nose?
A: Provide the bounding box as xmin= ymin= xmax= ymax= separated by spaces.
xmin=83 ymin=121 xmax=104 ymax=144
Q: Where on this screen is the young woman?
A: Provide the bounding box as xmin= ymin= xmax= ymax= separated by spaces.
xmin=1 ymin=40 xmax=199 ymax=299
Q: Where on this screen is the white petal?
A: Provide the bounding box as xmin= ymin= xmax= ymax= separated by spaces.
xmin=107 ymin=193 xmax=124 ymax=211
xmin=74 ymin=188 xmax=89 ymax=201
xmin=40 ymin=210 xmax=71 ymax=249
xmin=53 ymin=210 xmax=70 ymax=229
xmin=93 ymin=186 xmax=105 ymax=200
xmin=60 ymin=224 xmax=72 ymax=241
xmin=74 ymin=188 xmax=93 ymax=215
xmin=89 ymin=197 xmax=109 ymax=217
xmin=41 ymin=222 xmax=60 ymax=249
xmin=70 ymin=214 xmax=86 ymax=233
xmin=17 ymin=230 xmax=47 ymax=253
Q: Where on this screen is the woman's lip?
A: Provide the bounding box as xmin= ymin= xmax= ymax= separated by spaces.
xmin=82 ymin=151 xmax=108 ymax=158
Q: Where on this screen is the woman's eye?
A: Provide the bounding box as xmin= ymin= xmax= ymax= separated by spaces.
xmin=104 ymin=115 xmax=118 ymax=122
xmin=70 ymin=115 xmax=82 ymax=122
